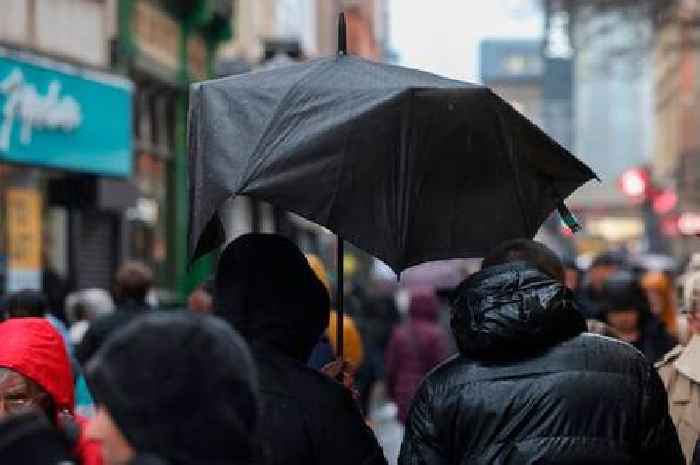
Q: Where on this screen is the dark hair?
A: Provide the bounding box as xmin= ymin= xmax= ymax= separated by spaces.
xmin=482 ymin=239 xmax=564 ymax=281
xmin=600 ymin=271 xmax=651 ymax=319
xmin=3 ymin=290 xmax=48 ymax=318
xmin=114 ymin=261 xmax=153 ymax=304
xmin=591 ymin=251 xmax=626 ymax=269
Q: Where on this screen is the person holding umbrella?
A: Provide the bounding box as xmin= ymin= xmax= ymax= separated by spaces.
xmin=213 ymin=233 xmax=386 ymax=465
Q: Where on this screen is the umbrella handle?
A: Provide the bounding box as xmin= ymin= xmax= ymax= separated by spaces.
xmin=557 ymin=202 xmax=581 ymax=233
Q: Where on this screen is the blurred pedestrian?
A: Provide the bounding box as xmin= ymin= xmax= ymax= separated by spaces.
xmin=85 ymin=312 xmax=259 ymax=465
xmin=77 ymin=261 xmax=153 ymax=365
xmin=43 ymin=263 xmax=69 ymax=324
xmin=399 ymin=239 xmax=683 ymax=465
xmin=578 ymin=251 xmax=625 ymax=319
xmin=65 ymin=289 xmax=115 ymax=345
xmin=601 ymin=271 xmax=675 ymax=363
xmin=0 ymin=318 xmax=102 ymax=465
xmin=658 ymin=272 xmax=700 ymax=464
xmin=642 ymin=271 xmax=680 ymax=338
xmin=3 ymin=289 xmax=74 ymax=353
xmin=214 ymin=233 xmax=386 ymax=465
xmin=355 ymin=294 xmax=401 ymax=414
xmin=385 ymin=288 xmax=448 ymax=424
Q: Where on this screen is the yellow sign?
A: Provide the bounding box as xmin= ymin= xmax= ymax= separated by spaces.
xmin=7 ymin=188 xmax=42 ymax=270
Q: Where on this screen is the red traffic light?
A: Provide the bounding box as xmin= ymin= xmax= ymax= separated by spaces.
xmin=619 ymin=167 xmax=650 ymax=198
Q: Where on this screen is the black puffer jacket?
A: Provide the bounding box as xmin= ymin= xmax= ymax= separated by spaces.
xmin=399 ymin=262 xmax=683 ymax=465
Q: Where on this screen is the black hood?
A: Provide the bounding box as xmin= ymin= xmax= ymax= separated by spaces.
xmin=87 ymin=313 xmax=260 ymax=465
xmin=214 ymin=233 xmax=330 ymax=362
xmin=450 ymin=261 xmax=586 ymax=361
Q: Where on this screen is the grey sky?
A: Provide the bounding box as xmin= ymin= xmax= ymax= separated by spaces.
xmin=389 ymin=0 xmax=543 ymax=83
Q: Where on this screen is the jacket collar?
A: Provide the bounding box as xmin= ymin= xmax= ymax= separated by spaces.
xmin=676 ymin=335 xmax=700 ymax=384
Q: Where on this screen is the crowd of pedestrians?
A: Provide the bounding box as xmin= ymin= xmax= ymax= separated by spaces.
xmin=1 ymin=233 xmax=700 ymax=464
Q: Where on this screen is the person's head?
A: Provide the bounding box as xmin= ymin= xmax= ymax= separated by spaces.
xmin=683 ymin=272 xmax=700 ymax=336
xmin=65 ymin=288 xmax=115 ymax=324
xmin=600 ymin=271 xmax=649 ymax=334
xmin=113 ymin=261 xmax=153 ymax=305
xmin=0 ymin=368 xmax=53 ymax=421
xmin=3 ymin=290 xmax=47 ymax=319
xmin=86 ymin=313 xmax=259 ymax=465
xmin=481 ymin=239 xmax=564 ymax=282
xmin=588 ymin=252 xmax=624 ymax=292
xmin=0 ymin=318 xmax=73 ymax=423
xmin=187 ymin=286 xmax=213 ymax=314
xmin=450 ymin=239 xmax=585 ymax=361
xmin=214 ymin=234 xmax=330 ymax=362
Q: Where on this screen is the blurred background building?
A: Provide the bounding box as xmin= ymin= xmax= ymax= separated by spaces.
xmin=0 ymin=0 xmax=232 ymax=303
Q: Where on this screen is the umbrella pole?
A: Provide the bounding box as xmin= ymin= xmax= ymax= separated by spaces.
xmin=337 ymin=237 xmax=345 ymax=360
xmin=338 ymin=12 xmax=347 ymax=56
xmin=335 ymin=12 xmax=347 ymax=363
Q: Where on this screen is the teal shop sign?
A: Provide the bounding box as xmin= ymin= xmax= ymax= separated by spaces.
xmin=0 ymin=48 xmax=133 ymax=177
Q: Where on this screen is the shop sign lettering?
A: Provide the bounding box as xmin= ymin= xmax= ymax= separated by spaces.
xmin=0 ymin=67 xmax=82 ymax=152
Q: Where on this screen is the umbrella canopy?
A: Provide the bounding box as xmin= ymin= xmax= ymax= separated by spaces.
xmin=188 ymin=55 xmax=597 ymax=272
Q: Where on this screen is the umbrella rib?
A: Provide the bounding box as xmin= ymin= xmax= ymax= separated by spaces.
xmin=492 ymin=91 xmax=534 ymax=237
xmin=239 ymin=59 xmax=334 ymax=193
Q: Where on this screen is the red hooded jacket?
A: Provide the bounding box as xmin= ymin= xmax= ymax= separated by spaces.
xmin=0 ymin=318 xmax=103 ymax=465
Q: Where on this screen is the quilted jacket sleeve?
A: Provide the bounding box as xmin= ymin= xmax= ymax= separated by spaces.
xmin=398 ymin=384 xmax=448 ymax=465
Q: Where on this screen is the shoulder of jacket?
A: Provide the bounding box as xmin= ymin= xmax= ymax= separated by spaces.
xmin=655 ymin=345 xmax=684 ymax=369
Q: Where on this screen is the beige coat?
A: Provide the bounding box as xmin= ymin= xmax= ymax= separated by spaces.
xmin=657 ymin=336 xmax=700 ymax=464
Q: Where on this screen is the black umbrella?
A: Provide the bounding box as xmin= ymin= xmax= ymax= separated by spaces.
xmin=188 ymin=14 xmax=597 ymax=357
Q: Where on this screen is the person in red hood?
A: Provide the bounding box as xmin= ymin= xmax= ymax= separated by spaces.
xmin=0 ymin=317 xmax=102 ymax=465
xmin=385 ymin=288 xmax=449 ymax=424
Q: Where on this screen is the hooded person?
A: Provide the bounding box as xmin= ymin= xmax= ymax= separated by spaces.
xmin=214 ymin=233 xmax=387 ymax=465
xmin=0 ymin=317 xmax=102 ymax=465
xmin=601 ymin=271 xmax=676 ymax=363
xmin=85 ymin=312 xmax=259 ymax=465
xmin=385 ymin=288 xmax=449 ymax=424
xmin=399 ymin=239 xmax=683 ymax=465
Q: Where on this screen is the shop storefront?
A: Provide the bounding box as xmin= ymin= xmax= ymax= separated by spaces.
xmin=0 ymin=47 xmax=133 ymax=299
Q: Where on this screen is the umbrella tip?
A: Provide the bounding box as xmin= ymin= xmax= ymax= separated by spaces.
xmin=557 ymin=202 xmax=582 ymax=234
xmin=338 ymin=12 xmax=347 ymax=56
